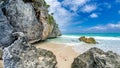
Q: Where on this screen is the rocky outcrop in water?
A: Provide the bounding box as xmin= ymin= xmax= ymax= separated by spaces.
xmin=72 ymin=47 xmax=120 ymax=68
xmin=79 ymin=36 xmax=98 ymax=44
xmin=0 ymin=0 xmax=61 ymax=43
xmin=3 ymin=32 xmax=57 ymax=68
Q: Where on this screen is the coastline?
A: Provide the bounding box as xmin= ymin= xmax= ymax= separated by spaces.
xmin=0 ymin=42 xmax=79 ymax=68
xmin=0 ymin=33 xmax=120 ymax=68
xmin=34 ymin=42 xmax=80 ymax=68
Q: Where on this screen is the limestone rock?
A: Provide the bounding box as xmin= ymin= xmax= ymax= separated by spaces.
xmin=3 ymin=32 xmax=57 ymax=68
xmin=0 ymin=48 xmax=2 ymax=60
xmin=0 ymin=0 xmax=61 ymax=43
xmin=32 ymin=0 xmax=61 ymax=40
xmin=48 ymin=20 xmax=62 ymax=38
xmin=79 ymin=36 xmax=98 ymax=44
xmin=1 ymin=0 xmax=43 ymax=43
xmin=0 ymin=9 xmax=15 ymax=47
xmin=72 ymin=47 xmax=120 ymax=68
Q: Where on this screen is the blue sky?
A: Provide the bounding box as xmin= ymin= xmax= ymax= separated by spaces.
xmin=45 ymin=0 xmax=120 ymax=33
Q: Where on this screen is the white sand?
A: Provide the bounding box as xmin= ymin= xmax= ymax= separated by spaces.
xmin=0 ymin=42 xmax=80 ymax=68
xmin=35 ymin=42 xmax=80 ymax=68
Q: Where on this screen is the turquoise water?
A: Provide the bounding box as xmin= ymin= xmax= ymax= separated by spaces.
xmin=48 ymin=33 xmax=120 ymax=55
xmin=64 ymin=33 xmax=120 ymax=37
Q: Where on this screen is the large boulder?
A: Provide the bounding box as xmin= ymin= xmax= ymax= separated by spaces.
xmin=72 ymin=47 xmax=120 ymax=68
xmin=3 ymin=32 xmax=57 ymax=68
xmin=79 ymin=36 xmax=98 ymax=44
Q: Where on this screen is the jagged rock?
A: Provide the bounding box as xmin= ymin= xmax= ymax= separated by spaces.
xmin=3 ymin=32 xmax=57 ymax=68
xmin=31 ymin=0 xmax=61 ymax=40
xmin=72 ymin=47 xmax=120 ymax=68
xmin=79 ymin=36 xmax=86 ymax=41
xmin=48 ymin=22 xmax=62 ymax=38
xmin=79 ymin=36 xmax=98 ymax=44
xmin=0 ymin=9 xmax=15 ymax=47
xmin=1 ymin=0 xmax=43 ymax=43
xmin=0 ymin=0 xmax=61 ymax=43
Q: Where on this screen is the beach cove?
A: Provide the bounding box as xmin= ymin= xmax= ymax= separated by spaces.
xmin=0 ymin=33 xmax=120 ymax=68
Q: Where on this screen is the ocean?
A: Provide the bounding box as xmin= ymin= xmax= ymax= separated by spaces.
xmin=47 ymin=33 xmax=120 ymax=55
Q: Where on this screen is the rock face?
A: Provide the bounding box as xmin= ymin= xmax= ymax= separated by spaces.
xmin=3 ymin=32 xmax=57 ymax=68
xmin=0 ymin=0 xmax=61 ymax=43
xmin=0 ymin=48 xmax=2 ymax=60
xmin=72 ymin=47 xmax=120 ymax=68
xmin=0 ymin=9 xmax=15 ymax=47
xmin=31 ymin=0 xmax=62 ymax=40
xmin=79 ymin=36 xmax=98 ymax=44
xmin=0 ymin=0 xmax=60 ymax=67
xmin=48 ymin=22 xmax=62 ymax=38
xmin=1 ymin=0 xmax=43 ymax=43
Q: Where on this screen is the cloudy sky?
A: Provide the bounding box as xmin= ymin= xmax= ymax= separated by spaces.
xmin=45 ymin=0 xmax=120 ymax=33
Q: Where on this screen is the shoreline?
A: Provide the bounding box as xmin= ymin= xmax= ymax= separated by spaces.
xmin=0 ymin=40 xmax=120 ymax=68
xmin=0 ymin=42 xmax=79 ymax=68
xmin=34 ymin=42 xmax=80 ymax=68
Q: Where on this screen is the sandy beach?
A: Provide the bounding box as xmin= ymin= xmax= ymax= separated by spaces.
xmin=0 ymin=60 xmax=3 ymax=68
xmin=35 ymin=42 xmax=80 ymax=68
xmin=0 ymin=42 xmax=80 ymax=68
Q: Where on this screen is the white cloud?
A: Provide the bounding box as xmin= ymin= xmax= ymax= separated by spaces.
xmin=116 ymin=0 xmax=120 ymax=3
xmin=107 ymin=23 xmax=120 ymax=28
xmin=90 ymin=13 xmax=98 ymax=18
xmin=81 ymin=4 xmax=97 ymax=13
xmin=62 ymin=0 xmax=89 ymax=12
xmin=85 ymin=22 xmax=120 ymax=32
xmin=45 ymin=0 xmax=74 ymax=32
xmin=86 ymin=26 xmax=107 ymax=31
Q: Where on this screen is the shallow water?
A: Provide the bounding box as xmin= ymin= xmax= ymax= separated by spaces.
xmin=47 ymin=34 xmax=120 ymax=55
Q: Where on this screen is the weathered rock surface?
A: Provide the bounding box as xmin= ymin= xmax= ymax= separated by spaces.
xmin=0 ymin=9 xmax=15 ymax=47
xmin=79 ymin=36 xmax=98 ymax=44
xmin=72 ymin=47 xmax=120 ymax=68
xmin=48 ymin=21 xmax=62 ymax=38
xmin=0 ymin=48 xmax=2 ymax=60
xmin=31 ymin=0 xmax=61 ymax=40
xmin=3 ymin=32 xmax=57 ymax=68
xmin=1 ymin=0 xmax=43 ymax=43
xmin=0 ymin=0 xmax=61 ymax=43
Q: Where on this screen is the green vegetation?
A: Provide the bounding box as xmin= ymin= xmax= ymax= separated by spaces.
xmin=48 ymin=14 xmax=54 ymax=24
xmin=44 ymin=1 xmax=50 ymax=8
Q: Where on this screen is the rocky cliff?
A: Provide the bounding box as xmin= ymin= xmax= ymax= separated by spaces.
xmin=0 ymin=0 xmax=61 ymax=44
xmin=0 ymin=0 xmax=61 ymax=67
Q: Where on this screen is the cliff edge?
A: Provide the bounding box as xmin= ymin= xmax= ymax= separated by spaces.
xmin=0 ymin=0 xmax=61 ymax=44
